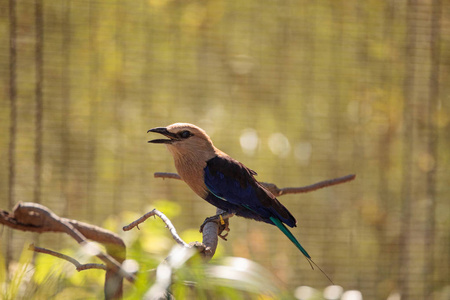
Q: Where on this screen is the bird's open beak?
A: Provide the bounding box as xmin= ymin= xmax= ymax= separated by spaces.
xmin=147 ymin=127 xmax=178 ymax=144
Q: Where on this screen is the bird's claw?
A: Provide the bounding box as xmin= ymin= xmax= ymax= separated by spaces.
xmin=218 ymin=226 xmax=230 ymax=241
xmin=199 ymin=213 xmax=232 ymax=240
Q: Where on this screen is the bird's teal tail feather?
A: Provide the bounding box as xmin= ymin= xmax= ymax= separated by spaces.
xmin=270 ymin=216 xmax=334 ymax=284
xmin=242 ymin=205 xmax=333 ymax=283
xmin=270 ymin=216 xmax=311 ymax=259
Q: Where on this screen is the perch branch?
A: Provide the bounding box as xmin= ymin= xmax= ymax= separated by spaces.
xmin=200 ymin=208 xmax=226 ymax=260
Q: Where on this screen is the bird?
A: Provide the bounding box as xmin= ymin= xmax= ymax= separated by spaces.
xmin=148 ymin=123 xmax=332 ymax=282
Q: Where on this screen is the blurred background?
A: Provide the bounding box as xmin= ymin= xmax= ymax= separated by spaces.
xmin=0 ymin=0 xmax=449 ymax=299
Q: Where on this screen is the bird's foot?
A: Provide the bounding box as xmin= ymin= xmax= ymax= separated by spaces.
xmin=217 ymin=216 xmax=230 ymax=241
xmin=199 ymin=212 xmax=234 ymax=240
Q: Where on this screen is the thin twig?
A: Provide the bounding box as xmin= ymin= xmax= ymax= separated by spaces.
xmin=124 ymin=207 xmax=223 ymax=261
xmin=123 ymin=209 xmax=189 ymax=248
xmin=29 ymin=244 xmax=107 ymax=271
xmin=262 ymin=174 xmax=356 ymax=196
xmin=154 ymin=172 xmax=181 ymax=180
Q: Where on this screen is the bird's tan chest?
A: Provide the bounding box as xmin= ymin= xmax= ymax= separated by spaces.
xmin=174 ymin=159 xmax=209 ymax=199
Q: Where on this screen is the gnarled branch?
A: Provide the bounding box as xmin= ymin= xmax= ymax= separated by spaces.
xmin=0 ymin=202 xmax=134 ymax=299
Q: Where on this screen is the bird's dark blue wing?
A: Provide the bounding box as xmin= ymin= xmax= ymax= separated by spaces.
xmin=204 ymin=155 xmax=296 ymax=227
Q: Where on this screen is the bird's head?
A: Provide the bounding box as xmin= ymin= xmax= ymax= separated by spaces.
xmin=148 ymin=123 xmax=216 ymax=159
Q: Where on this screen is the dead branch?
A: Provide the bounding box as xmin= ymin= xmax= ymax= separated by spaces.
xmin=0 ymin=202 xmax=134 ymax=299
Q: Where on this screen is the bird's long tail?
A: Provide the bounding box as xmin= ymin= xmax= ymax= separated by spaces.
xmin=270 ymin=217 xmax=334 ymax=284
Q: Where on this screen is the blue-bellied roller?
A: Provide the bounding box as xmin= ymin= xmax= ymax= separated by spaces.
xmin=148 ymin=123 xmax=332 ymax=281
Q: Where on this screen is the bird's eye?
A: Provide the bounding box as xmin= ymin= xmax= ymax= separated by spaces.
xmin=179 ymin=130 xmax=191 ymax=139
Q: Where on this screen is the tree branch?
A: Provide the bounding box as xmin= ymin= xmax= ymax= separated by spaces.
xmin=261 ymin=174 xmax=356 ymax=196
xmin=123 ymin=209 xmax=189 ymax=248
